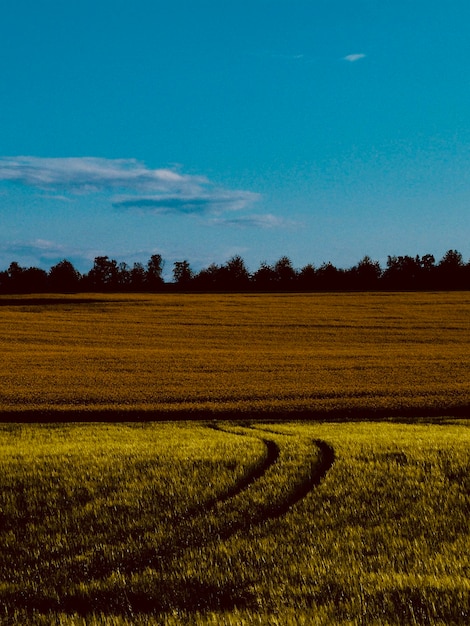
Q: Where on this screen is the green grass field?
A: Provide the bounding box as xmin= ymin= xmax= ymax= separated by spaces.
xmin=0 ymin=293 xmax=469 ymax=623
xmin=0 ymin=420 xmax=468 ymax=625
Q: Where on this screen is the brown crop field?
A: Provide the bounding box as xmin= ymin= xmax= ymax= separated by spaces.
xmin=1 ymin=291 xmax=469 ymax=419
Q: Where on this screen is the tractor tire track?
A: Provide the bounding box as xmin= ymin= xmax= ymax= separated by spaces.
xmin=128 ymin=426 xmax=333 ymax=566
xmin=200 ymin=423 xmax=280 ymax=510
xmin=246 ymin=438 xmax=334 ymax=523
xmin=87 ymin=428 xmax=282 ymax=577
xmin=211 ymin=428 xmax=335 ymax=538
xmin=61 ymin=426 xmax=335 ymax=616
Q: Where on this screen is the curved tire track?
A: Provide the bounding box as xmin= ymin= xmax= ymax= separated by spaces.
xmin=201 ymin=423 xmax=280 ymax=509
xmin=61 ymin=425 xmax=335 ymax=616
xmin=258 ymin=437 xmax=335 ymax=522
xmin=117 ymin=426 xmax=334 ymax=571
xmin=204 ymin=425 xmax=335 ymax=540
xmin=93 ymin=429 xmax=281 ymax=575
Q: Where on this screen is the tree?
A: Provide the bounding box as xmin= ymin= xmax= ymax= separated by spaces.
xmin=382 ymin=255 xmax=421 ymax=290
xmin=274 ymin=256 xmax=297 ymax=289
xmin=130 ymin=262 xmax=146 ymax=291
xmin=252 ymin=262 xmax=277 ymax=290
xmin=0 ymin=270 xmax=9 ymax=293
xmin=4 ymin=262 xmax=47 ymax=293
xmin=7 ymin=261 xmax=23 ymax=282
xmin=146 ymin=254 xmax=164 ymax=290
xmin=220 ymin=255 xmax=251 ymax=290
xmin=49 ymin=260 xmax=81 ymax=292
xmin=193 ymin=263 xmax=221 ymax=290
xmin=86 ymin=256 xmax=120 ymax=291
xmin=315 ymin=262 xmax=345 ymax=290
xmin=117 ymin=262 xmax=132 ymax=290
xmin=349 ymin=256 xmax=381 ymax=290
xmin=173 ymin=260 xmax=193 ymax=287
xmin=420 ymin=254 xmax=436 ymax=272
xmin=0 ymin=262 xmax=24 ymax=292
xmin=417 ymin=254 xmax=436 ymax=289
xmin=297 ymin=264 xmax=317 ymax=290
xmin=437 ymin=249 xmax=465 ymax=289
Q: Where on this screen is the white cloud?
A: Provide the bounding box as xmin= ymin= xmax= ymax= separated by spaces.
xmin=0 ymin=156 xmax=259 ymax=215
xmin=343 ymin=53 xmax=366 ymax=63
xmin=0 ymin=156 xmax=195 ymax=191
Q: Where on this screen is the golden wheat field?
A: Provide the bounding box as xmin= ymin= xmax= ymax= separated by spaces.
xmin=0 ymin=292 xmax=469 ymax=417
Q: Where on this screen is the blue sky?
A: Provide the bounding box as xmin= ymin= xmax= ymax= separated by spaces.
xmin=1 ymin=0 xmax=470 ymax=277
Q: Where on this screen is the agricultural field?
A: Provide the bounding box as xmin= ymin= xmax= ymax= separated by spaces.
xmin=0 ymin=293 xmax=469 ymax=623
xmin=0 ymin=420 xmax=468 ymax=625
xmin=0 ymin=292 xmax=469 ymax=417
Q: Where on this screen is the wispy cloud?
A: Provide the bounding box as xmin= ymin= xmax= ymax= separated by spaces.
xmin=0 ymin=156 xmax=259 ymax=215
xmin=113 ymin=190 xmax=258 ymax=215
xmin=269 ymin=52 xmax=305 ymax=61
xmin=4 ymin=238 xmax=69 ymax=257
xmin=343 ymin=53 xmax=366 ymax=63
xmin=209 ymin=214 xmax=300 ymax=229
xmin=1 ymin=238 xmax=99 ymax=270
xmin=0 ymin=156 xmax=194 ymax=191
xmin=255 ymin=49 xmax=316 ymax=64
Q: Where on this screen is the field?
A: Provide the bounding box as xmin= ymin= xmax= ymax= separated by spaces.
xmin=0 ymin=293 xmax=469 ymax=624
xmin=0 ymin=420 xmax=468 ymax=625
xmin=0 ymin=292 xmax=469 ymax=417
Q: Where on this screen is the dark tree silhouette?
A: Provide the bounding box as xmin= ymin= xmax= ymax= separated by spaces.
xmin=437 ymin=249 xmax=466 ymax=289
xmin=173 ymin=260 xmax=193 ymax=287
xmin=23 ymin=267 xmax=49 ymax=292
xmin=2 ymin=262 xmax=48 ymax=293
xmin=130 ymin=262 xmax=147 ymax=291
xmin=85 ymin=256 xmax=121 ymax=291
xmin=49 ymin=260 xmax=81 ymax=292
xmin=146 ymin=254 xmax=164 ymax=290
xmin=1 ymin=249 xmax=469 ymax=293
xmin=315 ymin=262 xmax=345 ymax=290
xmin=297 ymin=264 xmax=317 ymax=290
xmin=118 ymin=262 xmax=133 ymax=290
xmin=0 ymin=270 xmax=8 ymax=292
xmin=348 ymin=256 xmax=381 ymax=290
xmin=194 ymin=263 xmax=221 ymax=290
xmin=252 ymin=262 xmax=278 ymax=290
xmin=419 ymin=254 xmax=436 ymax=289
xmin=274 ymin=256 xmax=297 ymax=289
xmin=219 ymin=255 xmax=251 ymax=290
xmin=382 ymin=255 xmax=421 ymax=290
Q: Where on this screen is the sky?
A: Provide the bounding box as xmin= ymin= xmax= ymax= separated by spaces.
xmin=1 ymin=0 xmax=470 ymax=278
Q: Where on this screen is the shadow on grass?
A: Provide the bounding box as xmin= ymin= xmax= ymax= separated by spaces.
xmin=1 ymin=404 xmax=469 ymax=424
xmin=2 ymin=578 xmax=256 ymax=617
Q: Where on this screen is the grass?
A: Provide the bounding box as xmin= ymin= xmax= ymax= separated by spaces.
xmin=0 ymin=292 xmax=469 ymax=417
xmin=0 ymin=420 xmax=468 ymax=625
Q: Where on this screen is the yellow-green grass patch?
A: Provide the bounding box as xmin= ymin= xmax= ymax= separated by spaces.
xmin=0 ymin=420 xmax=468 ymax=624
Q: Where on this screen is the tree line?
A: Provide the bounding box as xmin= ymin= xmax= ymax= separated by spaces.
xmin=0 ymin=250 xmax=469 ymax=293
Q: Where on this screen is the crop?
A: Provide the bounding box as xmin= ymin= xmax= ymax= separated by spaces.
xmin=1 ymin=293 xmax=468 ymax=623
xmin=0 ymin=292 xmax=469 ymax=417
xmin=0 ymin=419 xmax=468 ymax=625
xmin=0 ymin=423 xmax=265 ymax=621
